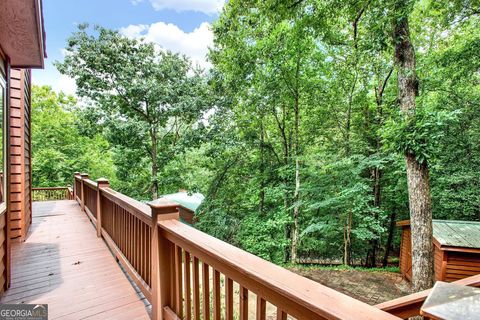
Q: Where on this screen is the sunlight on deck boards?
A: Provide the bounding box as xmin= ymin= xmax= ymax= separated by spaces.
xmin=1 ymin=200 xmax=150 ymax=320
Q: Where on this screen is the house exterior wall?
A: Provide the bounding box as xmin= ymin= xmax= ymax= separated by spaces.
xmin=0 ymin=0 xmax=45 ymax=297
xmin=0 ymin=49 xmax=9 ymax=294
xmin=0 ymin=52 xmax=34 ymax=294
xmin=8 ymin=69 xmax=32 ymax=242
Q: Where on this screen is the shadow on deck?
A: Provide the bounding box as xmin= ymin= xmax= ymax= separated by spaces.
xmin=0 ymin=200 xmax=150 ymax=320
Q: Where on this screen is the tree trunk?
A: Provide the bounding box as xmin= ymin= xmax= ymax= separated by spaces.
xmin=366 ymin=166 xmax=382 ymax=267
xmin=259 ymin=118 xmax=265 ymax=215
xmin=283 ymin=136 xmax=291 ymax=264
xmin=150 ymin=128 xmax=159 ymax=200
xmin=290 ymin=55 xmax=301 ymax=263
xmin=382 ymin=209 xmax=396 ymax=267
xmin=343 ymin=92 xmax=354 ymax=266
xmin=393 ymin=3 xmax=434 ymax=291
xmin=343 ymin=210 xmax=352 ymax=265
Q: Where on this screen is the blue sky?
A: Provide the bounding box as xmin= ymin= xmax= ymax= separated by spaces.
xmin=34 ymin=0 xmax=222 ymax=94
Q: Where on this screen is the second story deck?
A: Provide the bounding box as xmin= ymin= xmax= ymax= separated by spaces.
xmin=2 ymin=177 xmax=478 ymax=320
xmin=1 ymin=200 xmax=150 ymax=319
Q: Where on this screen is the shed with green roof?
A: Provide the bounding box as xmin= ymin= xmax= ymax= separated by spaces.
xmin=149 ymin=191 xmax=204 ymax=224
xmin=397 ymin=219 xmax=480 ymax=282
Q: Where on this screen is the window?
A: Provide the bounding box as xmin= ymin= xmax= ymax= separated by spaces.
xmin=0 ymin=71 xmax=5 ymax=203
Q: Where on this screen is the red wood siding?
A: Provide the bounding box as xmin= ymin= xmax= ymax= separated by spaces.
xmin=400 ymin=225 xmax=480 ymax=282
xmin=0 ymin=206 xmax=6 ymax=294
xmin=399 ymin=226 xmax=412 ymax=281
xmin=179 ymin=207 xmax=195 ymax=225
xmin=0 ymin=51 xmax=11 ymax=295
xmin=7 ymin=69 xmax=31 ymax=242
xmin=433 ymin=244 xmax=444 ymax=281
xmin=444 ymin=251 xmax=480 ymax=282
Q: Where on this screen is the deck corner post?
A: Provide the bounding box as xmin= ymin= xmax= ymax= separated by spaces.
xmin=149 ymin=201 xmax=180 ymax=320
xmin=96 ymin=178 xmax=109 ymax=238
xmin=80 ymin=173 xmax=89 ymax=212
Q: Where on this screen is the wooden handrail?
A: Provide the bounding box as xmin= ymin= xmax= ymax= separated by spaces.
xmin=158 ymin=219 xmax=400 ymax=320
xmin=83 ymin=178 xmax=98 ymax=190
xmin=32 ymin=187 xmax=72 ymax=191
xmin=71 ymin=172 xmax=401 ymax=320
xmin=375 ymin=274 xmax=480 ymax=318
xmin=32 ymin=187 xmax=74 ymax=201
xmin=100 ymin=188 xmax=152 ymax=224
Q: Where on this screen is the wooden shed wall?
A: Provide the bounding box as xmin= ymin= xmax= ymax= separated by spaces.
xmin=444 ymin=251 xmax=480 ymax=282
xmin=8 ymin=69 xmax=32 ymax=242
xmin=433 ymin=244 xmax=444 ymax=281
xmin=179 ymin=207 xmax=195 ymax=225
xmin=399 ymin=225 xmax=480 ymax=282
xmin=399 ymin=226 xmax=412 ymax=280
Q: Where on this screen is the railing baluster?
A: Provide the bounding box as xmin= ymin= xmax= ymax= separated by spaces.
xmin=128 ymin=213 xmax=132 ymax=261
xmin=240 ymin=286 xmax=248 ymax=320
xmin=184 ymin=251 xmax=192 ymax=320
xmin=276 ymin=308 xmax=287 ymax=320
xmin=175 ymin=245 xmax=183 ymax=318
xmin=202 ymin=262 xmax=210 ymax=320
xmin=213 ymin=270 xmax=221 ymax=320
xmin=193 ymin=256 xmax=200 ymax=319
xmin=225 ymin=277 xmax=233 ymax=320
xmin=256 ymin=296 xmax=266 ymax=320
xmin=170 ymin=244 xmax=177 ymax=313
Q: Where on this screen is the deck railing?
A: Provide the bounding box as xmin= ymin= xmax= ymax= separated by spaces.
xmin=32 ymin=187 xmax=74 ymax=201
xmin=375 ymin=273 xmax=480 ymax=318
xmin=76 ymin=172 xmax=480 ymax=320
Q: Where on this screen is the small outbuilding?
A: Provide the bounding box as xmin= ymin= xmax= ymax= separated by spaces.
xmin=150 ymin=191 xmax=204 ymax=224
xmin=397 ymin=219 xmax=480 ymax=282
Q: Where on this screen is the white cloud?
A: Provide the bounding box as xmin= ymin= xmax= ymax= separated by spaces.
xmin=119 ymin=22 xmax=213 ymax=69
xmin=56 ymin=74 xmax=77 ymax=96
xmin=120 ymin=24 xmax=148 ymax=38
xmin=133 ymin=0 xmax=223 ymax=14
xmin=32 ymin=67 xmax=77 ymax=96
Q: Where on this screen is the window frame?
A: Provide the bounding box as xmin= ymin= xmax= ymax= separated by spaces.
xmin=0 ymin=66 xmax=6 ymax=203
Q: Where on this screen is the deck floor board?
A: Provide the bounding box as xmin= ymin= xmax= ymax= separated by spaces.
xmin=1 ymin=200 xmax=150 ymax=320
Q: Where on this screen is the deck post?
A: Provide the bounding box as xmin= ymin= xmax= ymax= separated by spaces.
xmin=149 ymin=200 xmax=180 ymax=320
xmin=73 ymin=172 xmax=80 ymax=199
xmin=80 ymin=173 xmax=89 ymax=212
xmin=96 ymin=178 xmax=109 ymax=238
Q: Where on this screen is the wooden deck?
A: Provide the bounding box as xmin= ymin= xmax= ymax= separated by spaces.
xmin=1 ymin=200 xmax=150 ymax=320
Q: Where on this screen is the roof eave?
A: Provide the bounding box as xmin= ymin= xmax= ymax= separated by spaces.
xmin=0 ymin=0 xmax=46 ymax=69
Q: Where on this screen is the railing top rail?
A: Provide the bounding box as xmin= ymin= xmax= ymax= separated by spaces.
xmin=32 ymin=187 xmax=71 ymax=190
xmin=101 ymin=187 xmax=152 ymax=224
xmin=83 ymin=178 xmax=98 ymax=190
xmin=375 ymin=274 xmax=480 ymax=319
xmin=158 ymin=219 xmax=400 ymax=320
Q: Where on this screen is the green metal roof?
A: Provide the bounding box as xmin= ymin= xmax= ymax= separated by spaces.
xmin=433 ymin=220 xmax=480 ymax=249
xmin=150 ymin=192 xmax=204 ymax=213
